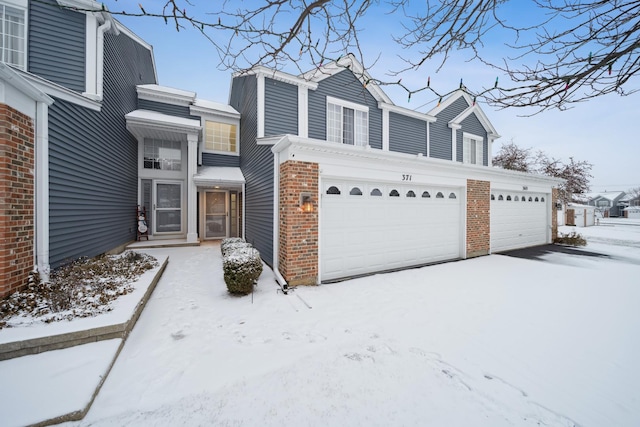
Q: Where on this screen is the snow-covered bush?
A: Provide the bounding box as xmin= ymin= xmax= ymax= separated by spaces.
xmin=554 ymin=231 xmax=587 ymax=246
xmin=220 ymin=237 xmax=249 ymax=257
xmin=222 ymin=246 xmax=263 ymax=295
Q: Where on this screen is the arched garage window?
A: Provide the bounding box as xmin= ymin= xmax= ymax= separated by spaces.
xmin=406 ymin=190 xmax=416 ymax=198
xmin=514 ymin=196 xmax=520 ymax=201
xmin=326 ymin=186 xmax=341 ymax=195
xmin=498 ymin=195 xmax=504 ymax=200
xmin=389 ymin=189 xmax=400 ymax=197
xmin=436 ymin=192 xmax=444 ymax=198
xmin=449 ymin=192 xmax=456 ymax=199
xmin=422 ymin=191 xmax=431 ymax=198
xmin=350 ymin=187 xmax=363 ymax=195
xmin=506 ymin=195 xmax=512 ymax=201
xmin=370 ymin=188 xmax=382 ymax=196
xmin=541 ymin=197 xmax=545 ymax=202
xmin=491 ymin=194 xmax=495 ymax=200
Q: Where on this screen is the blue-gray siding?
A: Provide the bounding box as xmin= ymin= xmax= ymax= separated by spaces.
xmin=456 ymin=113 xmax=488 ymax=165
xmin=389 ymin=112 xmax=427 ymax=155
xmin=231 ymin=75 xmax=275 ymax=265
xmin=264 ymin=77 xmax=298 ymax=135
xmin=137 ymin=99 xmax=198 ymax=120
xmin=201 ymin=153 xmax=240 ymax=167
xmin=29 ymin=0 xmax=86 ymax=92
xmin=308 ymin=70 xmax=383 ymax=149
xmin=48 ymin=31 xmax=156 ymax=268
xmin=430 ymin=97 xmax=470 ymax=161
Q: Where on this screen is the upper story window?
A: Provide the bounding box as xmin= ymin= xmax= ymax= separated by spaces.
xmin=144 ymin=139 xmax=182 ymax=171
xmin=597 ymin=199 xmax=609 ymax=207
xmin=326 ymin=96 xmax=368 ymax=146
xmin=204 ymin=120 xmax=238 ymax=154
xmin=463 ymin=133 xmax=484 ymax=165
xmin=0 ymin=2 xmax=27 ymax=70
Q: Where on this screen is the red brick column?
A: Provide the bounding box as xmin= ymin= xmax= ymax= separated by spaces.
xmin=0 ymin=104 xmax=35 ymax=298
xmin=279 ymin=160 xmax=318 ymax=286
xmin=466 ymin=179 xmax=490 ymax=258
xmin=551 ymin=188 xmax=559 ymax=241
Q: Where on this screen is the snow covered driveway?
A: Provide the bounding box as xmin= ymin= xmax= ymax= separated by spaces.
xmin=74 ymin=221 xmax=640 ymax=427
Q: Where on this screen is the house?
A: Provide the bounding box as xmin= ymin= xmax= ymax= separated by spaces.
xmin=564 ymin=203 xmax=596 ymax=227
xmin=619 ymin=193 xmax=640 ymax=218
xmin=1 ymin=0 xmax=561 ymax=298
xmin=585 ymin=191 xmax=627 ymax=217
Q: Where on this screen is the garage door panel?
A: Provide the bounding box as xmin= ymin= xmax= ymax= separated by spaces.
xmin=321 ymin=182 xmax=462 ymax=281
xmin=491 ymin=191 xmax=549 ymax=253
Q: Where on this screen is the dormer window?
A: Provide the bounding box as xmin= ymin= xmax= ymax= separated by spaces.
xmin=326 ymin=96 xmax=368 ymax=146
xmin=463 ymin=132 xmax=484 ymax=165
xmin=0 ymin=2 xmax=27 ymax=70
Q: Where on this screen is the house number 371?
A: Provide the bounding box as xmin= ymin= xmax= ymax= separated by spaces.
xmin=402 ymin=174 xmax=412 ymax=181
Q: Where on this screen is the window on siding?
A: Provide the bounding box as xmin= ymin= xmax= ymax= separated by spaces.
xmin=463 ymin=133 xmax=484 ymax=165
xmin=327 ymin=97 xmax=368 ymax=146
xmin=204 ymin=121 xmax=237 ymax=153
xmin=144 ymin=139 xmax=182 ymax=171
xmin=0 ymin=3 xmax=26 ymax=70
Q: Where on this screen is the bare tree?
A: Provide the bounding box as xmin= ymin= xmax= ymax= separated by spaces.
xmin=493 ymin=142 xmax=593 ymax=202
xmin=492 ymin=140 xmax=533 ymax=172
xmin=63 ymin=0 xmax=640 ymax=110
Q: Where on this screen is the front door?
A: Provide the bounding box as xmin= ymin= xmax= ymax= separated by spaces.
xmin=205 ymin=191 xmax=227 ymax=239
xmin=154 ymin=181 xmax=182 ymax=234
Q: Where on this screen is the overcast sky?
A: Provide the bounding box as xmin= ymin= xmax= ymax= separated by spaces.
xmin=104 ymin=1 xmax=639 ymax=192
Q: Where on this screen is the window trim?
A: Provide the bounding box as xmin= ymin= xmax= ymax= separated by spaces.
xmin=326 ymin=95 xmax=369 ymax=147
xmin=462 ymin=132 xmax=484 ymax=165
xmin=0 ymin=0 xmax=28 ymax=71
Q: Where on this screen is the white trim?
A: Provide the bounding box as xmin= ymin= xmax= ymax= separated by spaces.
xmin=186 ymin=134 xmax=198 ymax=243
xmin=84 ymin=13 xmax=98 ymax=98
xmin=326 ymin=95 xmax=369 ymax=113
xmin=190 ymin=103 xmax=240 ymax=120
xmin=426 ymin=122 xmax=430 ymax=158
xmin=0 ymin=1 xmax=28 ymax=71
xmin=378 ymin=102 xmax=436 ymax=122
xmin=462 ymin=132 xmax=484 ymax=165
xmin=382 ymin=108 xmax=389 ymax=151
xmin=257 ymin=73 xmax=265 ymax=138
xmin=297 ymin=85 xmax=308 ymax=138
xmin=326 ymin=96 xmax=369 ymax=146
xmin=272 ymin=149 xmax=280 ymax=270
xmin=427 ymin=89 xmax=471 ymax=116
xmin=137 ymin=84 xmax=196 ymax=106
xmin=114 ymin=21 xmax=151 ymax=51
xmin=450 ymin=103 xmax=500 ymax=139
xmin=449 ymin=123 xmax=461 ymax=162
xmin=235 ymin=65 xmax=318 ymax=90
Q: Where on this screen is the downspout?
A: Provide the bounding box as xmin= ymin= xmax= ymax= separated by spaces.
xmin=94 ymin=18 xmax=112 ymax=101
xmin=35 ymin=101 xmax=50 ymax=281
xmin=271 ymin=136 xmax=289 ymax=293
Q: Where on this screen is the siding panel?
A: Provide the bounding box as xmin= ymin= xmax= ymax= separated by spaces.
xmin=48 ymin=32 xmax=156 ymax=267
xmin=231 ymin=76 xmax=275 ymax=265
xmin=201 ymin=153 xmax=240 ymax=167
xmin=264 ymin=77 xmax=297 ymax=135
xmin=29 ymin=0 xmax=86 ymax=92
xmin=389 ymin=112 xmax=427 ymax=155
xmin=430 ymin=97 xmax=470 ymax=161
xmin=137 ymin=99 xmax=198 ymax=120
xmin=308 ymin=70 xmax=383 ymax=149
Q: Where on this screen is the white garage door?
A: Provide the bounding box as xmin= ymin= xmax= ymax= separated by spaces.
xmin=490 ymin=191 xmax=549 ymax=253
xmin=321 ymin=180 xmax=463 ymax=281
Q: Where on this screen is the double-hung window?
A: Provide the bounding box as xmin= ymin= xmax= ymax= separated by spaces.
xmin=327 ymin=96 xmax=368 ymax=146
xmin=0 ymin=2 xmax=26 ymax=70
xmin=463 ymin=133 xmax=484 ymax=165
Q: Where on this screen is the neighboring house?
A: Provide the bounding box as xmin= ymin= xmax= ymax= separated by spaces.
xmin=585 ymin=191 xmax=627 ymax=217
xmin=619 ymin=193 xmax=640 ymax=218
xmin=1 ymin=1 xmax=562 ymax=298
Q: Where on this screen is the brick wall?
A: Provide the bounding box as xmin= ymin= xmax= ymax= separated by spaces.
xmin=0 ymin=104 xmax=35 ymax=298
xmin=466 ymin=179 xmax=490 ymax=258
xmin=278 ymin=160 xmax=318 ymax=286
xmin=551 ymin=188 xmax=559 ymax=241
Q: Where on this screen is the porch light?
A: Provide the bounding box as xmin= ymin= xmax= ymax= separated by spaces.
xmin=300 ymin=192 xmax=314 ymax=212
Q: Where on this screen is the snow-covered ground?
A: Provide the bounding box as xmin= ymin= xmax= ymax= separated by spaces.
xmin=2 ymin=220 xmax=639 ymax=427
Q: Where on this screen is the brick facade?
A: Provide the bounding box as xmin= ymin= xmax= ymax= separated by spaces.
xmin=551 ymin=188 xmax=559 ymax=241
xmin=0 ymin=104 xmax=35 ymax=298
xmin=466 ymin=179 xmax=490 ymax=258
xmin=279 ymin=160 xmax=319 ymax=286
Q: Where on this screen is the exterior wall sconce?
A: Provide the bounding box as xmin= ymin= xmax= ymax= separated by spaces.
xmin=300 ymin=192 xmax=313 ymax=212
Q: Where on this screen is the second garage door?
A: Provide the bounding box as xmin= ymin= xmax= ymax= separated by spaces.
xmin=321 ymin=180 xmax=463 ymax=281
xmin=490 ymin=191 xmax=549 ymax=253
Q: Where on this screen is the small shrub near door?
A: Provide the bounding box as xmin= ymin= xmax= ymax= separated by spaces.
xmin=221 ymin=238 xmax=263 ymax=295
xmin=220 ymin=237 xmax=248 ymax=256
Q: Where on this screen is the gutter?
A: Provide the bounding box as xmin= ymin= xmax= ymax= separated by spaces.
xmin=270 ymin=136 xmax=289 ymax=294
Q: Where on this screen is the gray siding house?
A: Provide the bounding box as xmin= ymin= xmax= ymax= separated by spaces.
xmin=0 ymin=2 xmax=561 ymax=297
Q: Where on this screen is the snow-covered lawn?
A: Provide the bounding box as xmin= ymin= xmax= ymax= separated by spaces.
xmin=50 ymin=220 xmax=638 ymax=427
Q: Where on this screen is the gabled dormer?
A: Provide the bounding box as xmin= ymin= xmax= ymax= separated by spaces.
xmin=428 ymin=90 xmax=500 ymax=166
